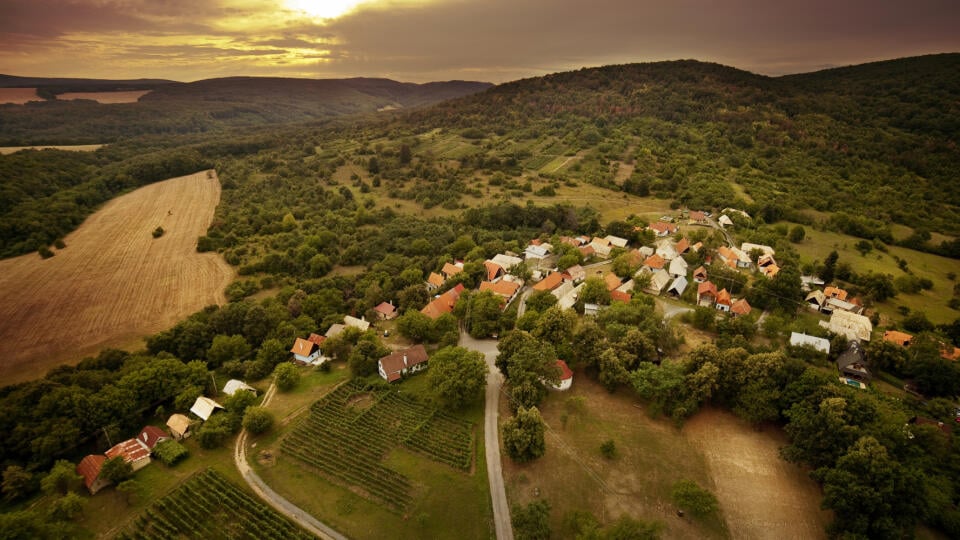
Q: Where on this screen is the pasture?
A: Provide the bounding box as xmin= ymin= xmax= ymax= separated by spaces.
xmin=0 ymin=171 xmax=234 ymax=384
xmin=57 ymin=90 xmax=152 ymax=103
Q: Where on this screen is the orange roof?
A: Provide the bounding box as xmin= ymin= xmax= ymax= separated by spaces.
xmin=605 ymin=273 xmax=623 ymax=291
xmin=106 ymin=438 xmax=151 ymax=464
xmin=731 ymin=299 xmax=751 ymax=315
xmin=715 ymin=288 xmax=731 ymax=305
xmin=942 ymin=346 xmax=960 ymax=362
xmin=697 ymin=281 xmax=717 ymax=296
xmin=484 ymin=261 xmax=504 ymax=281
xmin=441 ymin=262 xmax=462 ymax=277
xmin=648 ymin=222 xmax=676 ymax=234
xmin=374 ymin=302 xmax=397 ymax=316
xmin=480 ymin=280 xmax=520 ymax=298
xmin=427 ymin=272 xmax=444 ymax=287
xmin=307 ymin=333 xmax=326 ymax=346
xmin=77 ymin=455 xmax=106 ymax=491
xmin=138 ymin=426 xmax=169 ymax=450
xmin=717 ymin=246 xmax=735 ymax=261
xmin=689 ymin=211 xmax=706 ymax=222
xmin=883 ymin=330 xmax=913 ymax=347
xmin=675 ymin=238 xmax=690 ymax=254
xmin=643 ymin=254 xmax=665 ymax=269
xmin=290 ymin=337 xmax=319 ymax=356
xmin=824 ymin=286 xmax=848 ymax=301
xmin=579 ymin=245 xmax=595 ymax=257
xmin=533 ymin=272 xmax=564 ymax=292
xmin=693 ymin=266 xmax=708 ymax=279
xmin=421 ymin=284 xmax=465 ymax=320
xmin=691 ymin=242 xmax=703 ymax=252
xmin=556 ymin=360 xmax=573 ymax=381
xmin=611 ymin=290 xmax=632 ymax=303
xmin=530 ymin=239 xmax=542 ymax=246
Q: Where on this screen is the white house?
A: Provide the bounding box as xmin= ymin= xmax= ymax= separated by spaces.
xmin=667 ymin=276 xmax=688 ymax=297
xmin=223 ymin=379 xmax=257 ymax=396
xmin=290 ymin=337 xmax=322 ymax=364
xmin=718 ymin=214 xmax=734 ymax=228
xmin=668 ymin=257 xmax=688 ymax=278
xmin=644 ymin=269 xmax=671 ymax=295
xmin=491 ymin=253 xmax=524 ymax=270
xmin=820 ymin=310 xmax=873 ymax=342
xmin=789 ymin=332 xmax=831 ymax=354
xmin=655 ymin=239 xmax=678 ymax=261
xmin=378 ymin=344 xmax=429 ymax=382
xmin=589 ymin=237 xmax=612 ymax=258
xmin=551 ymin=360 xmax=573 ymax=391
xmin=189 ymin=396 xmax=224 ymax=421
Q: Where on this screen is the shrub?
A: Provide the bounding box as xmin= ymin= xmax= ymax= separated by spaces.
xmin=502 ymin=406 xmax=546 ymax=463
xmin=243 ymin=407 xmax=275 ymax=435
xmin=274 ymin=363 xmax=301 ymax=392
xmin=153 ymin=440 xmax=189 ymax=466
xmin=600 ymin=439 xmax=617 ymax=459
xmin=100 ymin=456 xmax=133 ymax=484
xmin=671 ymin=479 xmax=719 ymax=517
xmin=511 ymin=500 xmax=551 ymax=540
xmin=152 ymin=226 xmax=165 ymax=238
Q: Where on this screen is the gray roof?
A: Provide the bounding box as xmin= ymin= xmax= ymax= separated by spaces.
xmin=667 ymin=276 xmax=688 ymax=296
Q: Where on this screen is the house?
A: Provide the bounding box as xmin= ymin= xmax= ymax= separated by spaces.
xmin=790 ymin=332 xmax=831 ymax=354
xmin=718 ymin=215 xmax=734 ymax=228
xmin=760 ymin=262 xmax=780 ymax=278
xmin=820 ymin=310 xmax=873 ymax=342
xmin=552 ymin=360 xmax=573 ymax=391
xmin=578 ymin=244 xmax=596 ymax=258
xmin=604 ymin=272 xmax=623 ymax=292
xmin=421 ymin=284 xmax=465 ymax=319
xmin=715 ymin=289 xmax=732 ymax=312
xmin=560 ymin=236 xmax=585 ymax=248
xmin=479 ymin=280 xmax=521 ymax=303
xmin=290 ymin=337 xmax=322 ymax=364
xmin=378 ymin=344 xmax=429 ymax=382
xmin=715 ymin=246 xmax=740 ymax=270
xmin=827 ymin=297 xmax=863 ymax=315
xmin=426 ymin=272 xmax=444 ymax=291
xmin=441 ymin=262 xmax=463 ymax=280
xmin=637 ymin=246 xmax=655 ymax=258
xmin=667 ymin=276 xmax=688 ymax=297
xmin=693 ymin=266 xmax=708 ymax=283
xmin=611 ymin=289 xmax=632 ymax=303
xmin=583 ymin=303 xmax=602 ymax=316
xmin=605 ymin=235 xmax=629 ymax=249
xmin=223 ymin=379 xmax=256 ymax=396
xmin=741 ymin=243 xmax=775 ymax=258
xmin=837 ymin=341 xmax=870 ymax=382
xmin=689 ymin=211 xmax=707 ymax=224
xmin=824 ymin=286 xmax=849 ymax=301
xmin=307 ymin=333 xmax=326 ymax=347
xmin=675 ymin=238 xmax=690 ymax=255
xmin=189 ymin=396 xmax=224 ymax=422
xmin=137 ymin=426 xmax=170 ymax=451
xmin=668 ymin=257 xmax=688 ymax=278
xmin=697 ymin=281 xmax=718 ymax=306
xmin=801 ymin=275 xmax=826 ymax=291
xmin=344 ymin=315 xmax=370 ymax=332
xmin=77 ymin=455 xmax=111 ymax=495
xmin=374 ymin=301 xmax=398 ymax=321
xmin=166 ymin=414 xmax=192 ymax=440
xmin=325 ymin=323 xmax=346 ymax=339
xmin=533 ymin=271 xmax=565 ymax=292
xmin=643 ymin=254 xmax=666 ymax=271
xmin=491 ymin=253 xmax=523 ymax=271
xmin=290 ymin=337 xmax=322 ymax=365
xmin=525 ymin=243 xmax=551 ymax=259
xmin=564 ymin=265 xmax=586 ymax=283
xmin=483 ymin=260 xmax=504 ymax=282
xmin=655 ymin=239 xmax=679 ymax=261
xmin=106 ymin=438 xmax=152 ymax=472
xmin=883 ymin=330 xmax=913 ymax=347
xmin=730 ymin=298 xmax=751 ymax=317
xmin=589 ymin=237 xmax=612 ymax=258
xmin=806 ymin=290 xmax=828 ymax=312
xmin=645 ymin=269 xmax=671 ymax=295
xmin=648 ymin=221 xmax=679 ymax=237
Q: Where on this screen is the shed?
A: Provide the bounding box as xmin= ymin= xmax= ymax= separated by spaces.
xmin=552 ymin=360 xmax=573 ymax=391
xmin=189 ymin=396 xmax=224 ymax=421
xmin=138 ymin=426 xmax=170 ymax=451
xmin=223 ymin=379 xmax=257 ymax=396
xmin=106 ymin=438 xmax=152 ymax=472
xmin=667 ymin=276 xmax=688 ymax=297
xmin=77 ymin=455 xmax=111 ymax=495
xmin=166 ymin=414 xmax=192 ymax=440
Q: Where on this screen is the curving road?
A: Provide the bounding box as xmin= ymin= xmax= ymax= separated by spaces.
xmin=460 ymin=331 xmax=514 ymax=540
xmin=234 ymin=383 xmax=348 ymax=540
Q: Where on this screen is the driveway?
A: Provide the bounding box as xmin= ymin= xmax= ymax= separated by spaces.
xmin=460 ymin=331 xmax=514 ymax=540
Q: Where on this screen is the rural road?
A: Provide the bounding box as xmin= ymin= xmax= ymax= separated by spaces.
xmin=460 ymin=331 xmax=515 ymax=540
xmin=234 ymin=383 xmax=348 ymax=540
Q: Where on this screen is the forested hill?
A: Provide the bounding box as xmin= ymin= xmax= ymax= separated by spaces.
xmin=404 ymin=54 xmax=960 ymax=238
xmin=0 ymin=74 xmax=176 ymax=92
xmin=0 ymin=76 xmax=492 ymax=144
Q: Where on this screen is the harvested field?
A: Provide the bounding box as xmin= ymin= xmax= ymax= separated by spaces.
xmin=0 ymin=144 xmax=104 ymax=155
xmin=0 ymin=171 xmax=234 ymax=384
xmin=0 ymin=87 xmax=40 ymax=104
xmin=57 ymin=90 xmax=151 ymax=103
xmin=683 ymin=409 xmax=830 ymax=540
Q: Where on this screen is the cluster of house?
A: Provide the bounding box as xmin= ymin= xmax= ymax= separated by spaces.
xmin=76 ymin=380 xmax=256 ymax=494
xmin=289 ymin=314 xmax=381 ymax=366
xmin=882 ymin=330 xmax=960 ymax=362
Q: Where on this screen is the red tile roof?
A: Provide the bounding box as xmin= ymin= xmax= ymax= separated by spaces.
xmin=716 ymin=288 xmax=732 ymax=306
xmin=675 ymin=238 xmax=690 ymax=254
xmin=610 ymin=290 xmax=632 ymax=303
xmin=480 ymin=280 xmax=520 ymax=298
xmin=138 ymin=426 xmax=169 ymax=450
xmin=77 ymin=455 xmax=106 ymax=491
xmin=533 ymin=272 xmax=564 ymax=292
xmin=427 ymin=272 xmax=444 ymax=287
xmin=106 ymin=438 xmax=151 ymax=464
xmin=693 ymin=266 xmax=708 ymax=280
xmin=648 ymin=222 xmax=677 ymax=235
xmin=883 ymin=330 xmax=913 ymax=347
xmin=421 ymin=284 xmax=465 ymax=319
xmin=441 ymin=262 xmax=463 ymax=277
xmin=307 ymin=333 xmax=326 ymax=346
xmin=578 ymin=245 xmax=595 ymax=257
xmin=643 ymin=254 xmax=665 ymax=269
xmin=604 ymin=273 xmax=623 ymax=291
xmin=698 ymin=281 xmax=717 ymax=297
xmin=484 ymin=261 xmax=504 ymax=281
xmin=556 ymin=360 xmax=573 ymax=381
xmin=374 ymin=302 xmax=397 ymax=317
xmin=379 ymin=344 xmax=429 ymax=382
xmin=290 ymin=337 xmax=319 ymax=357
xmin=731 ymin=298 xmax=751 ymax=315
xmin=824 ymin=286 xmax=849 ymax=301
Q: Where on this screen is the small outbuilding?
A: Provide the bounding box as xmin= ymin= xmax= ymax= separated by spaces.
xmin=223 ymin=379 xmax=257 ymax=396
xmin=290 ymin=337 xmax=322 ymax=364
xmin=166 ymin=413 xmax=192 ymax=440
xmin=137 ymin=426 xmax=170 ymax=451
xmin=77 ymin=455 xmax=111 ymax=495
xmin=189 ymin=396 xmax=224 ymax=422
xmin=106 ymin=438 xmax=152 ymax=472
xmin=552 ymin=360 xmax=573 ymax=391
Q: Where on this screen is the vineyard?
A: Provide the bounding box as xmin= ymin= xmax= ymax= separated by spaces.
xmin=281 ymin=379 xmax=474 ymax=513
xmin=115 ymin=469 xmax=313 ymax=540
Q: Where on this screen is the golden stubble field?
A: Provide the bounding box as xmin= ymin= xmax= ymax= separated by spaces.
xmin=0 ymin=171 xmax=234 ymax=384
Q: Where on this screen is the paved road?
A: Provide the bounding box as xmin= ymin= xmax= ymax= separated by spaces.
xmin=234 ymin=383 xmax=348 ymax=540
xmin=460 ymin=331 xmax=514 ymax=540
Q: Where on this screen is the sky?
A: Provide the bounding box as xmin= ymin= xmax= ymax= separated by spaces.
xmin=1 ymin=0 xmax=959 ymax=83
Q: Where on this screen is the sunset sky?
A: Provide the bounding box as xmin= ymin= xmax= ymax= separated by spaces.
xmin=1 ymin=0 xmax=958 ymax=83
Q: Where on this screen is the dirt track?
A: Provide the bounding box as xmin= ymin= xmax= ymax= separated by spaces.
xmin=683 ymin=409 xmax=830 ymax=540
xmin=0 ymin=171 xmax=234 ymax=384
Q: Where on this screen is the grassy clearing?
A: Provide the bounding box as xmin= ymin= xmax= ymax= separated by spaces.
xmin=502 ymin=376 xmax=728 ymax=539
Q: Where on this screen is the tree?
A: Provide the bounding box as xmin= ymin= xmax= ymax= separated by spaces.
xmin=224 ymin=389 xmax=258 ymax=415
xmin=196 ymin=414 xmax=236 ymax=449
xmin=396 ymin=310 xmax=435 ymax=343
xmin=100 ymin=456 xmax=133 ymax=484
xmin=117 ymin=478 xmax=145 ymax=505
xmin=579 ymin=276 xmax=611 ymax=305
xmin=464 ymin=290 xmax=504 ymax=338
xmin=41 ymin=460 xmax=82 ymax=495
xmin=788 ymin=225 xmax=806 ymax=243
xmin=820 ymin=250 xmax=839 ymax=284
xmin=243 ymin=407 xmax=275 ymax=435
xmin=2 ymin=465 xmax=33 ymax=502
xmin=532 ymin=306 xmax=576 ymax=345
xmin=525 ymin=290 xmax=558 ymax=314
xmin=502 ymin=406 xmax=546 ymax=462
xmin=600 ymin=440 xmax=617 ymax=459
xmin=349 ymin=338 xmax=388 ymax=377
xmin=48 ymin=492 xmax=85 ymax=521
xmin=273 ymin=363 xmax=300 ymax=392
xmin=427 ymin=347 xmax=488 ymax=409
xmin=671 ymin=479 xmax=719 ymax=518
xmin=206 ymin=334 xmax=251 ymax=368
xmin=511 ymin=499 xmax=551 ymax=540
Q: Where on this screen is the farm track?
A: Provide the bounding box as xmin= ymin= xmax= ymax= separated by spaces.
xmin=0 ymin=170 xmax=234 ymax=383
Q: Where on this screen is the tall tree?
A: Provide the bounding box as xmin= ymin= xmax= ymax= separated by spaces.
xmin=427 ymin=347 xmax=488 ymax=409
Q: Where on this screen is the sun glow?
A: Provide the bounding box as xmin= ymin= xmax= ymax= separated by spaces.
xmin=286 ymin=0 xmax=367 ymax=19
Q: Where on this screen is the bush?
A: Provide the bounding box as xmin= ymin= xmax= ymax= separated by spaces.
xmin=511 ymin=500 xmax=551 ymax=540
xmin=152 ymin=226 xmax=165 ymax=238
xmin=600 ymin=439 xmax=617 ymax=459
xmin=100 ymin=456 xmax=133 ymax=484
xmin=671 ymin=479 xmax=719 ymax=517
xmin=502 ymin=406 xmax=546 ymax=463
xmin=48 ymin=492 xmax=85 ymax=521
xmin=243 ymin=407 xmax=275 ymax=435
xmin=196 ymin=414 xmax=236 ymax=449
xmin=153 ymin=440 xmax=189 ymax=466
xmin=273 ymin=363 xmax=300 ymax=392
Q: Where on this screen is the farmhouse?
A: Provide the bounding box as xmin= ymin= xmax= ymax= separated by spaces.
xmin=223 ymin=379 xmax=256 ymax=396
xmin=421 ymin=284 xmax=465 ymax=319
xmin=675 ymin=237 xmax=690 ymax=255
xmin=106 ymin=438 xmax=152 ymax=472
xmin=533 ymin=271 xmax=565 ymax=292
xmin=166 ymin=414 xmax=192 ymax=440
xmin=820 ymin=310 xmax=873 ymax=342
xmin=689 ymin=210 xmax=707 ymax=224
xmin=718 ymin=214 xmax=734 ymax=228
xmin=806 ymin=290 xmax=828 ymax=312
xmin=190 ymin=396 xmax=224 ymax=421
xmin=77 ymin=455 xmax=111 ymax=495
xmin=290 ymin=337 xmax=322 ymax=365
xmin=824 ymin=286 xmax=849 ymax=301
xmin=378 ymin=344 xmax=429 ymax=382
xmin=697 ymin=281 xmax=718 ymax=306
xmin=374 ymin=301 xmax=398 ymax=320
xmin=611 ymin=289 xmax=632 ymax=303
xmin=642 ymin=254 xmax=666 ymax=271
xmin=137 ymin=426 xmax=170 ymax=451
xmin=551 ymin=360 xmax=573 ymax=391
xmin=790 ymin=332 xmax=831 ymax=354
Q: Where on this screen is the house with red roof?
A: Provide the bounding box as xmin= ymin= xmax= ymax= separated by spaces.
xmin=479 ymin=280 xmax=521 ymax=304
xmin=421 ymin=284 xmax=465 ymax=320
xmin=693 ymin=266 xmax=708 ymax=283
xmin=137 ymin=426 xmax=170 ymax=451
xmin=648 ymin=221 xmax=679 ymax=237
xmin=106 ymin=438 xmax=152 ymax=472
xmin=441 ymin=262 xmax=463 ymax=280
xmin=77 ymin=455 xmax=111 ymax=494
xmin=483 ymin=260 xmax=505 ymax=282
xmin=426 ymin=272 xmax=444 ymax=291
xmin=643 ymin=254 xmax=666 ymax=271
xmin=290 ymin=337 xmax=322 ymax=365
xmin=551 ymin=360 xmax=574 ymax=391
xmin=374 ymin=301 xmax=398 ymax=320
xmin=883 ymin=330 xmax=913 ymax=347
xmin=715 ymin=289 xmax=732 ymax=312
xmin=611 ymin=290 xmax=632 ymax=304
xmin=697 ymin=281 xmax=718 ymax=307
xmin=604 ymin=273 xmax=623 ymax=292
xmin=730 ymin=298 xmax=752 ymax=317
xmin=533 ymin=271 xmax=565 ymax=292
xmin=378 ymin=344 xmax=429 ymax=383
